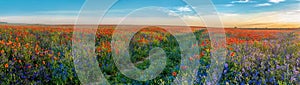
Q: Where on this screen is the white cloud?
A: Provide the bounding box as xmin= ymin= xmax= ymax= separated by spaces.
xmin=219 ymin=13 xmax=240 ymax=16
xmin=278 ymin=9 xmax=300 ymax=23
xmin=255 ymin=3 xmax=272 ymax=7
xmin=167 ymin=10 xmax=180 ymax=17
xmin=164 ymin=6 xmax=195 ymax=17
xmin=231 ymin=0 xmax=254 ymax=3
xmin=177 ymin=6 xmax=192 ymax=12
xmin=269 ymin=0 xmax=285 ymax=3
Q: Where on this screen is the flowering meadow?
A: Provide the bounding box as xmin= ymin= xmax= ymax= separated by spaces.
xmin=0 ymin=25 xmax=299 ymax=84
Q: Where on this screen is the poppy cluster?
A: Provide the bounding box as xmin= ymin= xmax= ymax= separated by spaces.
xmin=0 ymin=25 xmax=299 ymax=84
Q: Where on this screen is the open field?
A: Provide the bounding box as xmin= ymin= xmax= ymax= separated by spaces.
xmin=0 ymin=25 xmax=299 ymax=84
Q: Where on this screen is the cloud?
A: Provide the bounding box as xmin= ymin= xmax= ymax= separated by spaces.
xmin=255 ymin=3 xmax=272 ymax=7
xmin=219 ymin=13 xmax=240 ymax=16
xmin=269 ymin=0 xmax=285 ymax=3
xmin=164 ymin=6 xmax=195 ymax=17
xmin=167 ymin=10 xmax=180 ymax=17
xmin=231 ymin=0 xmax=254 ymax=3
xmin=277 ymin=9 xmax=300 ymax=23
xmin=177 ymin=6 xmax=192 ymax=12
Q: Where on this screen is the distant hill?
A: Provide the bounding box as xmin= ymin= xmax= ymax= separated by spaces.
xmin=0 ymin=22 xmax=8 ymax=24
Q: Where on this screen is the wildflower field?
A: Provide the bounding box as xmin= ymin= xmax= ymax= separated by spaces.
xmin=0 ymin=25 xmax=299 ymax=84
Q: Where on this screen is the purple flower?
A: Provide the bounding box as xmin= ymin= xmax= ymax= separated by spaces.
xmin=294 ymin=70 xmax=299 ymax=74
xmin=276 ymin=65 xmax=281 ymax=69
xmin=224 ymin=70 xmax=227 ymax=73
xmin=224 ymin=63 xmax=228 ymax=68
xmin=276 ymin=44 xmax=280 ymax=48
xmin=286 ymin=54 xmax=290 ymax=59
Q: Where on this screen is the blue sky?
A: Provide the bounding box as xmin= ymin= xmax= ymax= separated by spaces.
xmin=0 ymin=0 xmax=296 ymax=15
xmin=0 ymin=0 xmax=84 ymax=16
xmin=0 ymin=0 xmax=299 ymax=27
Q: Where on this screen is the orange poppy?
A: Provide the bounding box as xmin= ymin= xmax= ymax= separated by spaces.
xmin=57 ymin=52 xmax=61 ymax=56
xmin=6 ymin=41 xmax=13 ymax=45
xmin=172 ymin=72 xmax=177 ymax=76
xmin=0 ymin=40 xmax=5 ymax=45
xmin=138 ymin=38 xmax=149 ymax=44
xmin=15 ymin=37 xmax=19 ymax=42
xmin=4 ymin=63 xmax=8 ymax=68
xmin=189 ymin=57 xmax=193 ymax=61
xmin=230 ymin=52 xmax=235 ymax=57
xmin=40 ymin=53 xmax=44 ymax=57
xmin=0 ymin=50 xmax=4 ymax=54
xmin=200 ymin=52 xmax=205 ymax=57
xmin=229 ymin=47 xmax=234 ymax=51
xmin=96 ymin=47 xmax=102 ymax=52
xmin=42 ymin=61 xmax=46 ymax=65
xmin=17 ymin=43 xmax=21 ymax=47
xmin=54 ymin=57 xmax=58 ymax=61
xmin=25 ymin=43 xmax=29 ymax=48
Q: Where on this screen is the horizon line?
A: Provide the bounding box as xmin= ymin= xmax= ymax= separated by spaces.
xmin=1 ymin=23 xmax=300 ymax=29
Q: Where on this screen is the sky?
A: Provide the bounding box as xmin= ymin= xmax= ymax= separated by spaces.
xmin=0 ymin=0 xmax=299 ymax=28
